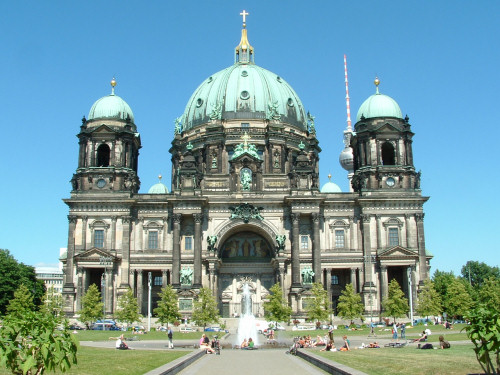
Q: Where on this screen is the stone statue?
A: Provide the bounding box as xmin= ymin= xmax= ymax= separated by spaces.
xmin=180 ymin=267 xmax=193 ymax=285
xmin=241 ymin=169 xmax=252 ymax=191
xmin=207 ymin=235 xmax=217 ymax=251
xmin=307 ymin=111 xmax=316 ymax=134
xmin=267 ymin=101 xmax=281 ymax=121
xmin=174 ymin=117 xmax=182 ymax=135
xmin=301 ymin=267 xmax=314 ymax=284
xmin=276 ymin=235 xmax=286 ymax=252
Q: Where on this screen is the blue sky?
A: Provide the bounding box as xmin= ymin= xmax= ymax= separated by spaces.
xmin=0 ymin=1 xmax=498 ymax=276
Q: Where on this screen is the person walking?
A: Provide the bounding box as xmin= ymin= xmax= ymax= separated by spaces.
xmin=167 ymin=327 xmax=174 ymax=348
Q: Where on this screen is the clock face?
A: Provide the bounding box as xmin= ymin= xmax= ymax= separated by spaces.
xmin=97 ymin=178 xmax=106 ymax=188
xmin=386 ymin=177 xmax=395 ymax=187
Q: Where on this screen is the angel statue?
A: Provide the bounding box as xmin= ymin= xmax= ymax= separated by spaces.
xmin=180 ymin=267 xmax=193 ymax=285
xmin=207 ymin=235 xmax=217 ymax=251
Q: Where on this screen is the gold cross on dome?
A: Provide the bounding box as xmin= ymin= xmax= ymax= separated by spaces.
xmin=240 ymin=10 xmax=249 ymax=24
xmin=241 ymin=131 xmax=251 ymax=148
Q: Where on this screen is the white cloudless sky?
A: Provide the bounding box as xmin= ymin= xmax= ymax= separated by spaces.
xmin=0 ymin=1 xmax=498 ymax=276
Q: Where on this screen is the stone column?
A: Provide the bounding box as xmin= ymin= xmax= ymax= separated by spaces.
xmin=349 ymin=216 xmax=355 ymax=250
xmin=376 ymin=215 xmax=383 ymax=250
xmin=120 ymin=216 xmax=131 ymax=288
xmin=380 ymin=265 xmax=388 ymax=300
xmin=405 ymin=214 xmax=412 ymax=248
xmin=291 ymin=213 xmax=301 ymax=287
xmin=106 ymin=268 xmax=113 ymax=314
xmin=63 ymin=215 xmax=77 ymax=312
xmin=162 ymin=270 xmax=168 ymax=288
xmin=129 ymin=270 xmax=135 ymax=291
xmin=76 ymin=268 xmax=83 ymax=311
xmin=415 ymin=213 xmax=428 ymax=282
xmin=350 ymin=268 xmax=357 ymax=293
xmin=172 ymin=214 xmax=182 ymax=287
xmin=82 ymin=216 xmax=88 ymax=252
xmin=162 ymin=217 xmax=168 ymax=251
xmin=138 ymin=218 xmax=144 ymax=251
xmin=361 ymin=214 xmax=374 ymax=289
xmin=136 ymin=270 xmax=144 ymax=315
xmin=312 ymin=213 xmax=322 ymax=283
xmin=111 ymin=216 xmax=117 ymax=250
xmin=193 ymin=213 xmax=203 ymax=288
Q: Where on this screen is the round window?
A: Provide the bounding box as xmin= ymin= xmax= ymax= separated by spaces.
xmin=287 ymin=98 xmax=294 ymax=107
xmin=241 ymin=70 xmax=248 ymax=77
xmin=277 ymin=76 xmax=282 ymax=83
xmin=196 ymin=98 xmax=204 ymax=107
xmin=97 ymin=179 xmax=106 ymax=188
xmin=240 ymin=91 xmax=250 ymax=100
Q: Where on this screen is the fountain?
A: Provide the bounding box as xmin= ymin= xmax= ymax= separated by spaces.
xmin=237 ymin=283 xmax=259 ymax=346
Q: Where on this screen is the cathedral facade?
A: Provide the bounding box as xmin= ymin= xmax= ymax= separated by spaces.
xmin=62 ymin=18 xmax=431 ymax=319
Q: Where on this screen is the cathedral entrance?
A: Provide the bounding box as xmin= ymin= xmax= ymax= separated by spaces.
xmin=217 ymin=231 xmax=276 ymax=318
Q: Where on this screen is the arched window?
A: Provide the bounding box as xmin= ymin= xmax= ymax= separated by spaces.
xmin=97 ymin=144 xmax=110 ymax=167
xmin=381 ymin=142 xmax=395 ymax=165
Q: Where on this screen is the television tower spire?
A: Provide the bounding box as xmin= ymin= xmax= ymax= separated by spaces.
xmin=344 ymin=54 xmax=352 ymax=132
xmin=339 ymin=54 xmax=355 ymax=191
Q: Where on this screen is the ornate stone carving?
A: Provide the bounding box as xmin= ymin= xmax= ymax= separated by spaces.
xmin=180 ymin=267 xmax=193 ymax=285
xmin=291 ymin=213 xmax=300 ymax=223
xmin=276 ymin=235 xmax=286 ymax=253
xmin=415 ymin=213 xmax=425 ymax=222
xmin=207 ymin=235 xmax=217 ymax=252
xmin=301 ymin=267 xmax=314 ymax=284
xmin=68 ymin=215 xmax=77 ymax=224
xmin=360 ymin=214 xmax=371 ymax=223
xmin=172 ymin=214 xmax=182 ymax=224
xmin=193 ymin=213 xmax=203 ymax=224
xmin=229 ymin=203 xmax=264 ymax=223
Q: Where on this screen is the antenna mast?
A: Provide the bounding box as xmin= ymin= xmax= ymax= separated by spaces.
xmin=344 ymin=54 xmax=352 ymax=132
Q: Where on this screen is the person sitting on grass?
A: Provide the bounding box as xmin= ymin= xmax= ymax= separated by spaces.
xmin=368 ymin=342 xmax=380 ymax=348
xmin=439 ymin=335 xmax=451 ymax=349
xmin=115 ymin=334 xmax=129 ymax=350
xmin=320 ymin=340 xmax=336 ymax=352
xmin=411 ymin=331 xmax=428 ymax=343
xmin=340 ymin=335 xmax=350 ymax=351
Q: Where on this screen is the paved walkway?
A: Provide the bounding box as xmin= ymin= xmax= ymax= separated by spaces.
xmin=177 ymin=349 xmax=328 ymax=375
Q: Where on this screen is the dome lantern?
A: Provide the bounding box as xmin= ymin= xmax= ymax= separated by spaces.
xmin=235 ymin=10 xmax=254 ymax=64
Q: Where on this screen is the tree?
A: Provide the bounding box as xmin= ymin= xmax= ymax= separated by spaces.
xmin=6 ymin=284 xmax=35 ymax=318
xmin=154 ymin=285 xmax=181 ymax=328
xmin=336 ymin=283 xmax=364 ymax=323
xmin=304 ymin=282 xmax=330 ymax=324
xmin=461 ymin=261 xmax=500 ymax=289
xmin=191 ymin=288 xmax=220 ymax=329
xmin=463 ymin=306 xmax=500 ymax=374
xmin=416 ymin=279 xmax=442 ymax=319
xmin=476 ymin=277 xmax=500 ymax=314
xmin=40 ymin=286 xmax=64 ymax=318
xmin=263 ymin=283 xmax=292 ymax=325
xmin=115 ymin=288 xmax=142 ymax=326
xmin=382 ymin=279 xmax=409 ymax=323
xmin=78 ymin=284 xmax=103 ymax=327
xmin=432 ymin=269 xmax=456 ymax=304
xmin=0 ymin=249 xmax=45 ymax=314
xmin=0 ymin=310 xmax=78 ymax=374
xmin=444 ymin=278 xmax=473 ymax=319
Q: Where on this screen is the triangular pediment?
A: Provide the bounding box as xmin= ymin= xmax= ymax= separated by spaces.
xmin=378 ymin=246 xmax=418 ymax=258
xmin=89 ymin=124 xmax=116 ymax=134
xmin=230 ymin=152 xmax=262 ymax=164
xmin=374 ymin=122 xmax=401 ymax=133
xmin=75 ymin=248 xmax=116 ymax=262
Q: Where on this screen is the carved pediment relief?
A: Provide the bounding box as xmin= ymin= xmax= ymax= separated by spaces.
xmin=89 ymin=124 xmax=116 ymax=135
xmin=75 ymin=248 xmax=115 ymax=262
xmin=178 ymin=289 xmax=197 ymax=298
xmin=374 ymin=122 xmax=401 ymax=133
xmin=378 ymin=246 xmax=417 ymax=258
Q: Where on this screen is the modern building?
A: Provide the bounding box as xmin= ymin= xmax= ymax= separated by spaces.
xmin=62 ymin=15 xmax=430 ymax=318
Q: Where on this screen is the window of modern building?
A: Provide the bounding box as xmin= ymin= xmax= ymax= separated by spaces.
xmin=388 ymin=227 xmax=399 ymax=246
xmin=148 ymin=231 xmax=158 ymax=249
xmin=300 ymin=235 xmax=309 ymax=249
xmin=94 ymin=229 xmax=104 ymax=248
xmin=335 ymin=230 xmax=345 ymax=248
xmin=185 ymin=236 xmax=193 ymax=251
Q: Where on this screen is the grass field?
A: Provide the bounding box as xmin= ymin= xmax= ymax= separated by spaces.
xmin=315 ymin=344 xmax=483 ymax=375
xmin=72 ymin=329 xmax=202 ymax=341
xmin=0 ymin=346 xmax=189 ymax=375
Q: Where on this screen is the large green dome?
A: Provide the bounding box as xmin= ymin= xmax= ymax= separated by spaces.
xmin=356 ymin=79 xmax=402 ymax=122
xmin=182 ymin=63 xmax=307 ymax=131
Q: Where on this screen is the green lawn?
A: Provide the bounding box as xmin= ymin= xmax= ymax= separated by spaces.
xmin=0 ymin=346 xmax=190 ymax=375
xmin=72 ymin=329 xmax=202 ymax=341
xmin=314 ymin=344 xmax=482 ymax=375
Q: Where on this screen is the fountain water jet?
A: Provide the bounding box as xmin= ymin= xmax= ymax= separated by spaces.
xmin=236 ymin=283 xmax=259 ymax=346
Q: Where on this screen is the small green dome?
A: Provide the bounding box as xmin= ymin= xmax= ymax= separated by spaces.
xmin=182 ymin=63 xmax=307 ymax=131
xmin=356 ymin=78 xmax=402 ymax=121
xmin=88 ymin=94 xmax=135 ymax=122
xmin=148 ymin=182 xmax=169 ymax=194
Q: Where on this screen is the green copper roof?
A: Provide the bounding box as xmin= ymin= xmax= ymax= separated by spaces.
xmin=88 ymin=94 xmax=135 ymax=122
xmin=356 ymin=79 xmax=402 ymax=122
xmin=181 ymin=63 xmax=307 ymax=131
xmin=321 ymin=181 xmax=342 ymax=193
xmin=148 ymin=182 xmax=169 ymax=194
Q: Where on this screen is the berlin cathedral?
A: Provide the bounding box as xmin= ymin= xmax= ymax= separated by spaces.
xmin=62 ymin=12 xmax=431 ymax=319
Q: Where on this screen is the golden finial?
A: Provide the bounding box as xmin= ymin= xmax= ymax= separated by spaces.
xmin=158 ymin=174 xmax=162 ymax=182
xmin=374 ymin=76 xmax=380 ymax=94
xmin=110 ymin=77 xmax=117 ymax=95
xmin=328 ymin=173 xmax=332 ymax=181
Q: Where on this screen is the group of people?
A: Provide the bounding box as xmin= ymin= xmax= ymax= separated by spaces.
xmin=391 ymin=322 xmax=407 ymax=341
xmin=319 ymin=335 xmax=351 ymax=352
xmin=240 ymin=337 xmax=255 ymax=349
xmin=199 ymin=334 xmax=217 ymax=353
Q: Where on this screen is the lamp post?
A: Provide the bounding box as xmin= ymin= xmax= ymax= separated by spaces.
xmin=99 ymin=256 xmax=113 ymax=328
xmin=407 ymin=266 xmax=414 ymax=326
xmin=148 ymin=272 xmax=152 ymax=332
